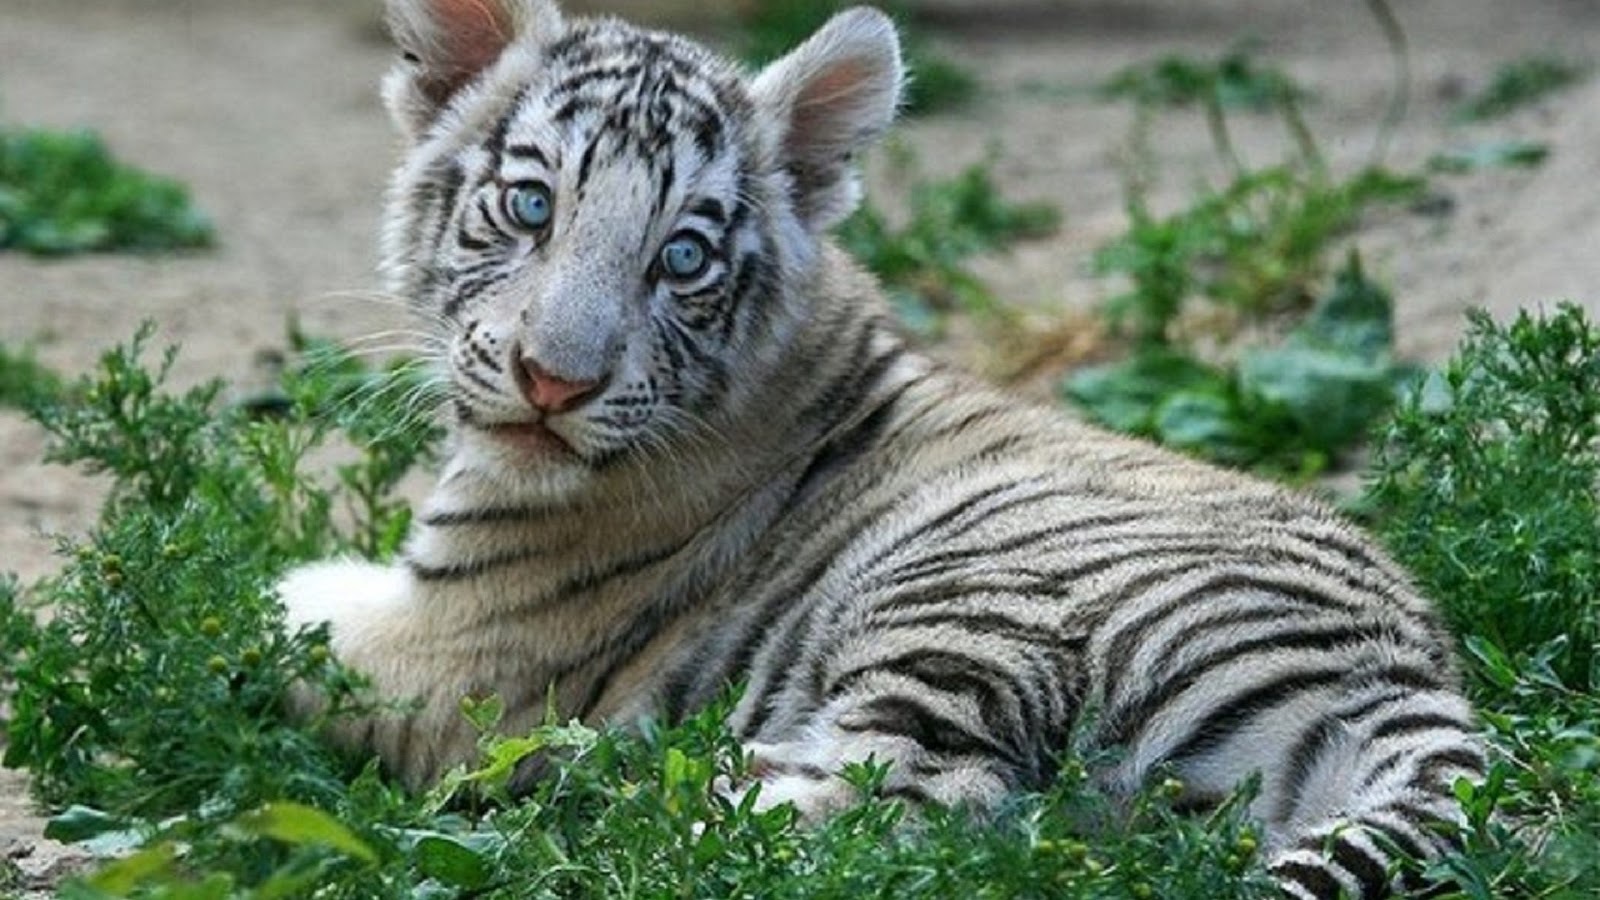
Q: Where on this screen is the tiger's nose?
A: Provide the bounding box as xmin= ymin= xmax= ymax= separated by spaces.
xmin=515 ymin=354 xmax=607 ymax=414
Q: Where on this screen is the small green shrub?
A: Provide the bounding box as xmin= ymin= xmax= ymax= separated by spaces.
xmin=0 ymin=127 xmax=213 ymax=255
xmin=1365 ymin=304 xmax=1600 ymax=897
xmin=1368 ymin=305 xmax=1600 ymax=692
xmin=0 ymin=326 xmax=437 ymax=819
xmin=839 ymin=156 xmax=1060 ymax=337
xmin=1453 ymin=55 xmax=1591 ymax=122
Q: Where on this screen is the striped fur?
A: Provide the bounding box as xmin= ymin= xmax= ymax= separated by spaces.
xmin=277 ymin=2 xmax=1484 ymax=896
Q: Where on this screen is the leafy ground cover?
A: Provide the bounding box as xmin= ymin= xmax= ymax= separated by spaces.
xmin=3 ymin=307 xmax=1599 ymax=898
xmin=0 ymin=126 xmax=212 ymax=255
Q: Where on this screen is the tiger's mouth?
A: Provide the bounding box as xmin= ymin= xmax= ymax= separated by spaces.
xmin=477 ymin=419 xmax=580 ymax=460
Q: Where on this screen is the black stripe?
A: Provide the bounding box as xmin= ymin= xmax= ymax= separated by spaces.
xmin=790 ymin=376 xmax=923 ymax=501
xmin=1271 ymin=860 xmax=1345 ymax=899
xmin=836 ymin=694 xmax=1013 ymax=763
xmin=1277 ymin=714 xmax=1345 ymax=822
xmin=406 ymin=547 xmax=543 ymax=582
xmin=1368 ymin=712 xmax=1473 ymax=741
xmin=421 ymin=506 xmax=565 ymax=526
xmin=1331 ymin=835 xmax=1390 ymax=898
xmin=1159 ymin=667 xmax=1352 ymax=765
xmin=1098 ymin=566 xmax=1369 ymax=686
xmin=576 ymin=132 xmax=602 ymax=193
xmin=688 ymin=197 xmax=727 ymax=225
xmin=867 ymin=610 xmax=1089 ymax=656
xmin=1414 ymin=746 xmax=1486 ymax=787
xmin=827 ymin=648 xmax=1028 ymax=744
xmin=505 ymin=143 xmax=550 ymax=167
xmin=1103 ymin=624 xmax=1392 ymax=746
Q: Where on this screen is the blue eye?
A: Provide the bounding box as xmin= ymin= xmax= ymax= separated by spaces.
xmin=660 ymin=233 xmax=710 ymax=280
xmin=503 ymin=183 xmax=554 ymax=231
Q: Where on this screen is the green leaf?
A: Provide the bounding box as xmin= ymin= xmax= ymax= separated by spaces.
xmin=1153 ymin=391 xmax=1247 ymax=452
xmin=1065 ymin=350 xmax=1230 ymax=435
xmin=413 ymin=834 xmax=492 ymax=888
xmin=233 ymin=803 xmax=377 ymax=864
xmin=1239 ymin=344 xmax=1392 ymax=449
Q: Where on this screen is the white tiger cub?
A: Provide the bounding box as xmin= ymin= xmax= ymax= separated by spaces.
xmin=277 ymin=1 xmax=1485 ymax=896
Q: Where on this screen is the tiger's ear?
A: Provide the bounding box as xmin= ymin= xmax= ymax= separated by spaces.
xmin=382 ymin=0 xmax=563 ymax=137
xmin=750 ymin=7 xmax=904 ymax=231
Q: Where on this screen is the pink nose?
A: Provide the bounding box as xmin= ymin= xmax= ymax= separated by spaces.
xmin=518 ymin=357 xmax=605 ymax=414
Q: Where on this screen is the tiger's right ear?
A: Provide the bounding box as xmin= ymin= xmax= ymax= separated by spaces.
xmin=382 ymin=0 xmax=563 ymax=137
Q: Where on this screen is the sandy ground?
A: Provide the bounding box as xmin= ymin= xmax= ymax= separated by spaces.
xmin=1 ymin=0 xmax=1597 ymax=886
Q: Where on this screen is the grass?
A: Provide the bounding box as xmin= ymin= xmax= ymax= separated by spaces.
xmin=0 ymin=126 xmax=212 ymax=255
xmin=3 ymin=308 xmax=1600 ymax=897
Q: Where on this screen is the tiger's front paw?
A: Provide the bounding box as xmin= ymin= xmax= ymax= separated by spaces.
xmin=275 ymin=558 xmax=415 ymax=706
xmin=721 ymin=741 xmax=861 ymax=824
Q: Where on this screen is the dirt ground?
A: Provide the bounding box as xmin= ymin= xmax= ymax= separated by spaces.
xmin=2 ymin=0 xmax=1597 ymax=887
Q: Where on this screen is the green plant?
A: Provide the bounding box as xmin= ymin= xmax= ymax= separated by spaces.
xmin=736 ymin=0 xmax=977 ymax=116
xmin=838 ymin=154 xmax=1060 ymax=337
xmin=1364 ymin=304 xmax=1600 ymax=897
xmin=0 ymin=126 xmax=212 ymax=255
xmin=0 ymin=326 xmax=437 ymax=820
xmin=1096 ymin=167 xmax=1423 ymax=347
xmin=1368 ymin=305 xmax=1600 ymax=693
xmin=1453 ymin=55 xmax=1591 ymax=122
xmin=1068 ymin=253 xmax=1415 ymax=477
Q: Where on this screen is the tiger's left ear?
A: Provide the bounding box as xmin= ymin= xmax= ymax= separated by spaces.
xmin=751 ymin=7 xmax=904 ymax=231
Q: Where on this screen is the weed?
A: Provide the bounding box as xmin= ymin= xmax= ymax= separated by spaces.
xmin=1067 ymin=253 xmax=1415 ymax=477
xmin=1076 ymin=34 xmax=1425 ymax=474
xmin=735 ymin=0 xmax=976 ymax=116
xmin=0 ymin=326 xmax=436 ymax=820
xmin=1095 ymin=167 xmax=1423 ymax=347
xmin=0 ymin=127 xmax=212 ymax=255
xmin=838 ymin=154 xmax=1059 ymax=338
xmin=1365 ymin=305 xmax=1600 ymax=896
xmin=1453 ymin=55 xmax=1591 ymax=122
xmin=1368 ymin=305 xmax=1600 ymax=692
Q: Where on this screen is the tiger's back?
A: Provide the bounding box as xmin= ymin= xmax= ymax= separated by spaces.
xmin=276 ymin=3 xmax=1484 ymax=897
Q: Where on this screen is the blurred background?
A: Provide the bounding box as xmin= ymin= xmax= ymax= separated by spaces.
xmin=1 ymin=0 xmax=1597 ymax=581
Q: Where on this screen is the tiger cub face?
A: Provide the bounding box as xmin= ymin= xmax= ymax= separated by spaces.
xmin=379 ymin=0 xmax=902 ymax=491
